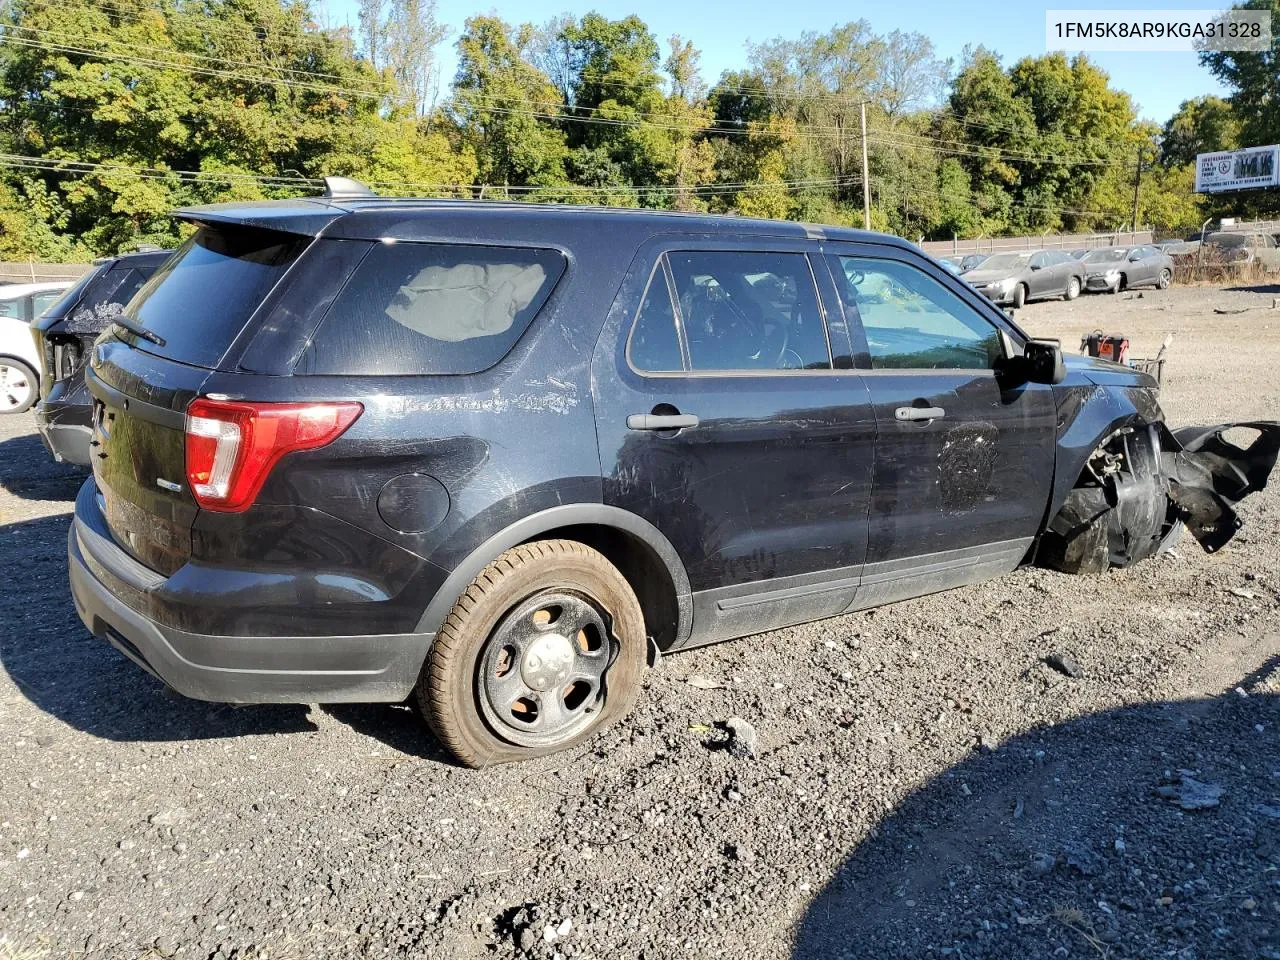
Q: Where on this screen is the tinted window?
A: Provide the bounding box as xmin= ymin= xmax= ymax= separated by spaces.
xmin=125 ymin=226 xmax=305 ymax=368
xmin=628 ymin=267 xmax=683 ymax=372
xmin=297 ymin=243 xmax=565 ymax=376
xmin=836 ymin=256 xmax=1002 ymax=370
xmin=664 ymin=251 xmax=830 ymax=372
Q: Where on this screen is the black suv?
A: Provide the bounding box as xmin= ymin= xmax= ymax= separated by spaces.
xmin=68 ymin=189 xmax=1279 ymax=766
xmin=33 ymin=248 xmax=170 ymax=464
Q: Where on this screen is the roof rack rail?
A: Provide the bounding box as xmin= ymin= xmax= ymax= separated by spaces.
xmin=322 ymin=176 xmax=377 ymax=199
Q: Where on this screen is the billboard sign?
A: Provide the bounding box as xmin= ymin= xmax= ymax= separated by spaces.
xmin=1195 ymin=144 xmax=1279 ymax=193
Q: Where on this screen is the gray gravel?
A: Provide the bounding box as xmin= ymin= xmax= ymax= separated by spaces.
xmin=2 ymin=283 xmax=1279 ymax=960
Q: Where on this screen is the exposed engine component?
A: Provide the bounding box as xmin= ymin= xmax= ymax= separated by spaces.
xmin=1039 ymin=421 xmax=1280 ymax=575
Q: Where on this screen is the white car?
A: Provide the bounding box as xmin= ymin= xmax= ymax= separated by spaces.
xmin=0 ymin=280 xmax=73 ymax=414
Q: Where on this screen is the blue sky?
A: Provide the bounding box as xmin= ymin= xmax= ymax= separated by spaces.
xmin=317 ymin=0 xmax=1231 ymax=123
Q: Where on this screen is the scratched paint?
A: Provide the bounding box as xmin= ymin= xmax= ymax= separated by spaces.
xmin=937 ymin=422 xmax=999 ymax=515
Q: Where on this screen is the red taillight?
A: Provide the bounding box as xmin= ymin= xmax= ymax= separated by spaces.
xmin=184 ymin=399 xmax=362 ymax=512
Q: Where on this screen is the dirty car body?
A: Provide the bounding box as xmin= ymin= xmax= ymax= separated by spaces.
xmin=65 ymin=194 xmax=1280 ymax=765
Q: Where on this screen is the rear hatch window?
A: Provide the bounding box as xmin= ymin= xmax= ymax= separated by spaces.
xmin=58 ymin=259 xmax=166 ymax=335
xmin=35 ymin=268 xmax=101 ymax=330
xmin=294 ymin=242 xmax=565 ymax=376
xmin=121 ymin=225 xmax=305 ymax=368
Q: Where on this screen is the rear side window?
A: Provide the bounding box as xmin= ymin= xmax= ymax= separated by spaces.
xmin=124 ymin=226 xmax=305 ymax=368
xmin=296 ymin=242 xmax=565 ymax=376
xmin=628 ymin=267 xmax=683 ymax=372
xmin=628 ymin=250 xmax=832 ymax=373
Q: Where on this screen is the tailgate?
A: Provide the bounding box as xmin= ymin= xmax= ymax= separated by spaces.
xmin=87 ymin=344 xmax=208 ymax=575
xmin=82 ymin=222 xmax=308 ymax=575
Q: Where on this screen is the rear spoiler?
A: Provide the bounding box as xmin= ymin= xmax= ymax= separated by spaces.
xmin=170 ymin=200 xmax=348 ymax=238
xmin=172 ymin=178 xmax=377 ymax=237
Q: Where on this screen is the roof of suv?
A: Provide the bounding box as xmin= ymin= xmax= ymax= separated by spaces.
xmin=172 ymin=196 xmax=912 ymax=250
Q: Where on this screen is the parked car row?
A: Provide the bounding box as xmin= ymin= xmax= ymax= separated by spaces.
xmin=937 ymin=243 xmax=1175 ymax=306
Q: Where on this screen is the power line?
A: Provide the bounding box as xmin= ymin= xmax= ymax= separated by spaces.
xmin=2 ymin=21 xmax=391 ymax=95
xmin=0 ymin=33 xmax=1153 ymax=170
xmin=871 ymin=130 xmax=1134 ymax=169
xmin=0 ymin=151 xmax=857 ymax=197
xmin=0 ymin=35 xmax=400 ymax=101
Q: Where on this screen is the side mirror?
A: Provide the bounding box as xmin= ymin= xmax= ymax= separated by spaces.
xmin=1023 ymin=338 xmax=1066 ymax=384
xmin=1028 ymin=262 xmax=1042 ymax=271
xmin=1128 ymin=252 xmax=1142 ymax=261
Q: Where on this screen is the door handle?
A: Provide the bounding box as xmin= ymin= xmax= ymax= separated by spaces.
xmin=895 ymin=405 xmax=945 ymax=422
xmin=627 ymin=413 xmax=699 ymax=431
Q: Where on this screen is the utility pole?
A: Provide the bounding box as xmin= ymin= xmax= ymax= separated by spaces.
xmin=860 ymin=100 xmax=871 ymax=231
xmin=1131 ymin=147 xmax=1143 ymax=236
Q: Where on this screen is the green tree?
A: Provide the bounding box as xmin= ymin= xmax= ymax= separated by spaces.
xmin=1200 ymin=0 xmax=1280 ymax=147
xmin=1160 ymin=95 xmax=1239 ymax=165
xmin=451 ymin=15 xmax=568 ymax=192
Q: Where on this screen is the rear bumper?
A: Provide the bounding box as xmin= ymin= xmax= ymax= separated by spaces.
xmin=68 ymin=480 xmax=429 ymax=703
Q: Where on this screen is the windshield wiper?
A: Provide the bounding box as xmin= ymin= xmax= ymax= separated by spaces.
xmin=112 ymin=315 xmax=166 ymax=347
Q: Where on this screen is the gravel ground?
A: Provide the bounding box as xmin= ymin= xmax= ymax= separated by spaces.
xmin=1 ymin=283 xmax=1279 ymax=960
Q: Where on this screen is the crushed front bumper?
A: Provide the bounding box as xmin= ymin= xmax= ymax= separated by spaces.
xmin=1040 ymin=421 xmax=1280 ymax=574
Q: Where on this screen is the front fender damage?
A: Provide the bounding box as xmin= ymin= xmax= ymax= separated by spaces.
xmin=1038 ymin=421 xmax=1280 ymax=574
xmin=1164 ymin=421 xmax=1280 ymax=552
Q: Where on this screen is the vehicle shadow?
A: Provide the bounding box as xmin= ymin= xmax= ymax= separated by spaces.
xmin=321 ymin=702 xmax=455 ymax=764
xmin=1225 ymin=282 xmax=1280 ymax=295
xmin=792 ymin=676 xmax=1280 ymax=960
xmin=0 ymin=512 xmax=315 ymax=741
xmin=0 ymin=432 xmax=86 ymax=501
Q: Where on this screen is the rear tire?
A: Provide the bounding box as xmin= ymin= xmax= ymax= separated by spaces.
xmin=418 ymin=539 xmax=646 ymax=768
xmin=1065 ymin=276 xmax=1081 ymax=300
xmin=1012 ymin=284 xmax=1027 ymax=309
xmin=0 ymin=358 xmax=38 ymax=414
xmin=1157 ymin=268 xmax=1172 ymax=290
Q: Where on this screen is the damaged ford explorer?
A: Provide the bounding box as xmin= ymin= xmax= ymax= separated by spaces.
xmin=68 ymin=181 xmax=1280 ymax=767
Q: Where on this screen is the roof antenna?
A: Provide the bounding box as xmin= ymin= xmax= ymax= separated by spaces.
xmin=321 ymin=176 xmax=377 ymax=198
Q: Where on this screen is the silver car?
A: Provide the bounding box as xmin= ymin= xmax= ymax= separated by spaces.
xmin=962 ymin=250 xmax=1084 ymax=308
xmin=1080 ymin=245 xmax=1174 ymax=294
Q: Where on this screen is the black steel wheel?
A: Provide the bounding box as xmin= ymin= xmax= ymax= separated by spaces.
xmin=417 ymin=540 xmax=646 ymax=767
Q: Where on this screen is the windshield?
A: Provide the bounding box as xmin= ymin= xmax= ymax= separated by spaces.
xmin=979 ymin=253 xmax=1031 ymax=271
xmin=1083 ymin=249 xmax=1126 ymax=263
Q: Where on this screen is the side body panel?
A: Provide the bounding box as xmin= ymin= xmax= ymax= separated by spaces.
xmin=591 ymin=235 xmax=879 ymax=648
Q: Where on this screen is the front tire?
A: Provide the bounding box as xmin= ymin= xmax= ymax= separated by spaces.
xmin=0 ymin=358 xmax=38 ymax=414
xmin=418 ymin=539 xmax=646 ymax=768
xmin=1011 ymin=284 xmax=1027 ymax=309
